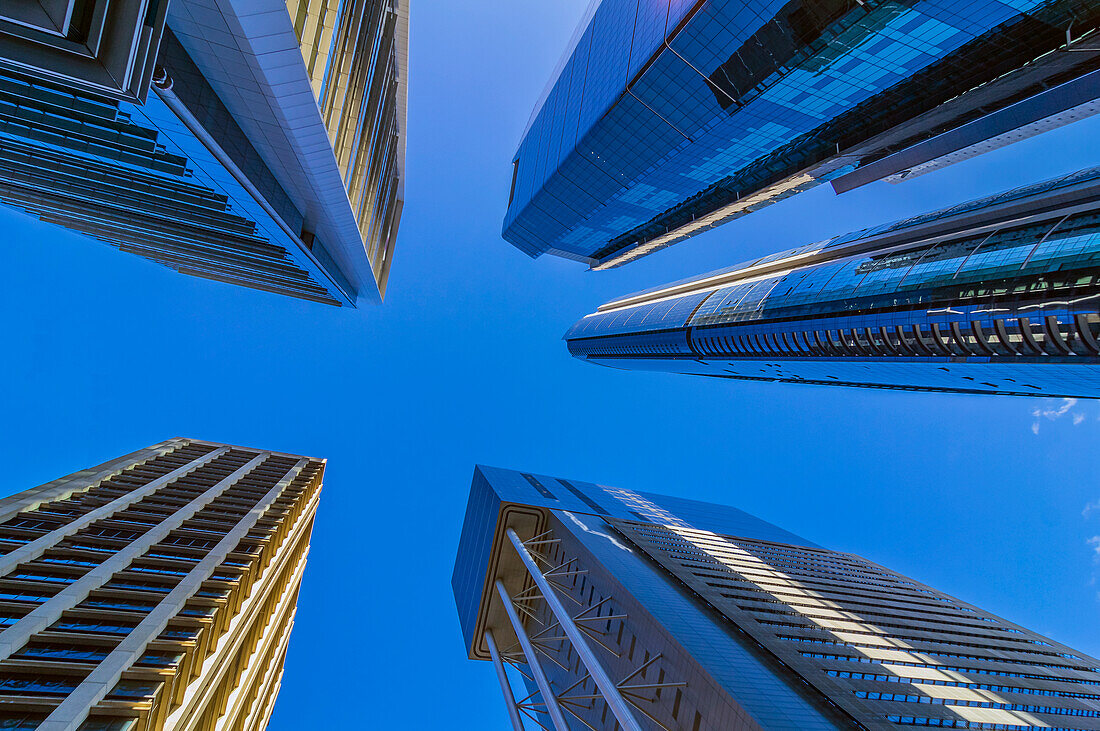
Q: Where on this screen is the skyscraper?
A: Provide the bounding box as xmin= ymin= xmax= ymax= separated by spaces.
xmin=565 ymin=166 xmax=1100 ymax=398
xmin=502 ymin=0 xmax=1100 ymax=270
xmin=0 ymin=0 xmax=408 ymax=306
xmin=0 ymin=437 xmax=323 ymax=730
xmin=453 ymin=465 xmax=1100 ymax=731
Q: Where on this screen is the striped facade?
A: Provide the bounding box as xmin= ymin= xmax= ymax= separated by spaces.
xmin=453 ymin=466 xmax=1100 ymax=731
xmin=0 ymin=438 xmax=322 ymax=730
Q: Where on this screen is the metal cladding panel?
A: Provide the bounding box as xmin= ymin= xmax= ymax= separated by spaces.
xmin=452 ymin=466 xmax=819 ymax=646
xmin=476 ymin=464 xmax=822 ymax=545
xmin=557 ymin=510 xmax=847 ymax=730
xmin=613 ymin=518 xmax=1100 ymax=731
xmin=452 ymin=466 xmax=820 ymax=653
xmin=451 ymin=467 xmax=504 ymax=655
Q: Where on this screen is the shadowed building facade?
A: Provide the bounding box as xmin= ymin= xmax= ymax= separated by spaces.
xmin=502 ymin=0 xmax=1100 ymax=270
xmin=565 ymin=166 xmax=1100 ymax=398
xmin=453 ymin=465 xmax=1100 ymax=730
xmin=0 ymin=438 xmax=323 ymax=730
xmin=0 ymin=0 xmax=408 ymax=306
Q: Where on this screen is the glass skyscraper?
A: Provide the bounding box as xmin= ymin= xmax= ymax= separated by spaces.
xmin=453 ymin=465 xmax=1100 ymax=730
xmin=0 ymin=0 xmax=408 ymax=306
xmin=502 ymin=0 xmax=1100 ymax=269
xmin=565 ymin=166 xmax=1100 ymax=398
xmin=0 ymin=437 xmax=323 ymax=730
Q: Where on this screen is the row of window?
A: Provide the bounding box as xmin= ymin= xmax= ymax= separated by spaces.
xmin=578 ymin=313 xmax=1100 ymax=362
xmin=855 ymin=690 xmax=1100 ymax=718
xmin=886 ymin=715 xmax=1088 ymax=730
xmin=689 ymin=565 xmax=925 ymax=603
xmin=789 ymin=637 xmax=1094 ymax=673
xmin=800 ymin=653 xmax=1100 ymax=686
xmin=690 ymin=315 xmax=1100 ymax=360
xmin=771 ymin=627 xmax=1075 ymax=663
xmin=721 ymin=585 xmax=1026 ymax=640
xmin=826 ymin=670 xmax=1100 ymax=701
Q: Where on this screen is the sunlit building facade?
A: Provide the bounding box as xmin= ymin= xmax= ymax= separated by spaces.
xmin=566 ymin=166 xmax=1100 ymax=398
xmin=453 ymin=465 xmax=1100 ymax=730
xmin=0 ymin=0 xmax=408 ymax=305
xmin=0 ymin=438 xmax=323 ymax=730
xmin=502 ymin=0 xmax=1100 ymax=269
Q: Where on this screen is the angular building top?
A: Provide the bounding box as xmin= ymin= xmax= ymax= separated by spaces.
xmin=0 ymin=437 xmax=324 ymax=729
xmin=502 ymin=0 xmax=1100 ymax=269
xmin=0 ymin=0 xmax=167 ymax=101
xmin=566 ymin=165 xmax=1100 ymax=398
xmin=0 ymin=0 xmax=408 ymax=306
xmin=453 ymin=466 xmax=1100 ymax=730
xmin=452 ymin=464 xmax=817 ymax=656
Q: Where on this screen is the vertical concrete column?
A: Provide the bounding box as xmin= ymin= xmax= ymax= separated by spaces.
xmin=37 ymin=458 xmax=308 ymax=730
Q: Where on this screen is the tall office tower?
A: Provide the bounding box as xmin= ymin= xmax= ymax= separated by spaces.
xmin=565 ymin=166 xmax=1100 ymax=398
xmin=502 ymin=0 xmax=1100 ymax=270
xmin=453 ymin=466 xmax=1100 ymax=731
xmin=0 ymin=437 xmax=323 ymax=730
xmin=0 ymin=0 xmax=408 ymax=306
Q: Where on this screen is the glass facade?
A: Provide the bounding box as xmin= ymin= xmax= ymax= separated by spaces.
xmin=452 ymin=466 xmax=1100 ymax=730
xmin=0 ymin=0 xmax=166 ymax=102
xmin=0 ymin=0 xmax=409 ymax=305
xmin=0 ymin=438 xmax=324 ymax=729
xmin=0 ymin=52 xmax=349 ymax=306
xmin=502 ymin=0 xmax=1100 ymax=269
xmin=566 ymin=166 xmax=1100 ymax=398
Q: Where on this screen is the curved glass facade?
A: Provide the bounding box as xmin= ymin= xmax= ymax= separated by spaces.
xmin=566 ymin=166 xmax=1100 ymax=398
xmin=504 ymin=0 xmax=1100 ymax=268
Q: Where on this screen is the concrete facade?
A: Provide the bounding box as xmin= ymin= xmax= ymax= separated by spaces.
xmin=0 ymin=438 xmax=323 ymax=730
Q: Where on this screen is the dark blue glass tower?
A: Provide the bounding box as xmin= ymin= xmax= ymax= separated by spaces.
xmin=453 ymin=466 xmax=1100 ymax=730
xmin=565 ymin=166 xmax=1100 ymax=398
xmin=502 ymin=0 xmax=1100 ymax=269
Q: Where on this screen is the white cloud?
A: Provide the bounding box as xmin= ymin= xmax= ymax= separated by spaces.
xmin=1085 ymin=500 xmax=1100 ymax=519
xmin=1031 ymin=398 xmax=1083 ymax=433
xmin=1089 ymin=536 xmax=1100 ymax=559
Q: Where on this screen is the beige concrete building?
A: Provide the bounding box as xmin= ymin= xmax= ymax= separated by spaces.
xmin=0 ymin=438 xmax=323 ymax=730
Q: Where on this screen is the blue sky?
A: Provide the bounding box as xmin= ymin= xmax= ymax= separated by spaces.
xmin=0 ymin=1 xmax=1098 ymax=728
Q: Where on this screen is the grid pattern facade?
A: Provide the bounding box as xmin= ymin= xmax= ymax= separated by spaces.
xmin=0 ymin=438 xmax=323 ymax=731
xmin=565 ymin=166 xmax=1100 ymax=398
xmin=454 ymin=467 xmax=1100 ymax=731
xmin=613 ymin=519 xmax=1100 ymax=730
xmin=502 ymin=0 xmax=1100 ymax=268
